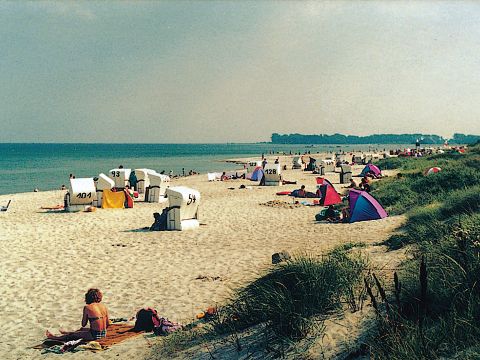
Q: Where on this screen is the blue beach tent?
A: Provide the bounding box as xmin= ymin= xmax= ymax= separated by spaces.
xmin=348 ymin=189 xmax=388 ymax=223
xmin=248 ymin=166 xmax=264 ymax=181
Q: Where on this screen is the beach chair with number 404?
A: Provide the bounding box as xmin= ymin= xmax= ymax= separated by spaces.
xmin=1 ymin=200 xmax=11 ymax=212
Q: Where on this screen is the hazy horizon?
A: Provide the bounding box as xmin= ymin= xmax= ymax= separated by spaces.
xmin=0 ymin=132 xmax=471 ymax=145
xmin=2 ymin=1 xmax=480 ymax=143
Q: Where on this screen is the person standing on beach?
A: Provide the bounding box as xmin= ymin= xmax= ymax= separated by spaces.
xmin=128 ymin=170 xmax=138 ymax=191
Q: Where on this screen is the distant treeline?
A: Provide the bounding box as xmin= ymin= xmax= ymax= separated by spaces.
xmin=270 ymin=133 xmax=480 ymax=145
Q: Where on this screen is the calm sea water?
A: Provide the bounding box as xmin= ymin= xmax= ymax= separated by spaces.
xmin=0 ymin=143 xmax=399 ymax=195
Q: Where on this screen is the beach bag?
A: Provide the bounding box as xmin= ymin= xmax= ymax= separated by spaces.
xmin=315 ymin=209 xmax=327 ymax=221
xmin=153 ymin=318 xmax=182 ymax=336
xmin=134 ymin=308 xmax=181 ymax=335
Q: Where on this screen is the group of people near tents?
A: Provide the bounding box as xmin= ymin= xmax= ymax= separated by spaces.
xmin=318 ymin=165 xmax=387 ymax=223
xmin=332 ymin=164 xmax=387 ymax=222
xmin=287 ymin=161 xmax=388 ymax=223
xmin=313 ymin=185 xmax=388 ymax=223
xmin=360 ymin=163 xmax=382 ymax=179
xmin=250 ymin=157 xmax=389 ymax=223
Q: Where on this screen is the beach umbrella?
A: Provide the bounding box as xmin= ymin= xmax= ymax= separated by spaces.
xmin=425 ymin=167 xmax=442 ymax=175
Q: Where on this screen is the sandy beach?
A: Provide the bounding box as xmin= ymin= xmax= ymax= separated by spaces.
xmin=0 ymin=156 xmax=404 ymax=359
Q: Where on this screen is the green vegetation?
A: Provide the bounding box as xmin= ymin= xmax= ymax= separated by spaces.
xmin=216 ymin=249 xmax=366 ymax=340
xmin=270 ymin=132 xmax=480 ymax=144
xmin=367 ymin=215 xmax=480 ymax=359
xmin=365 ymin=143 xmax=480 ymax=358
xmin=373 ymin=151 xmax=480 ymax=216
xmin=150 ymin=249 xmax=367 ymax=358
xmin=150 ymin=144 xmax=480 ymax=359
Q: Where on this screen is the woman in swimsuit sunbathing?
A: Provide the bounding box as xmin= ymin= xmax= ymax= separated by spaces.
xmin=46 ymin=288 xmax=110 ymax=341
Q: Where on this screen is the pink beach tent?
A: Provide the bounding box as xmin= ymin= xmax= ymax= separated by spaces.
xmin=360 ymin=163 xmax=382 ymax=177
xmin=316 ymin=177 xmax=342 ymax=206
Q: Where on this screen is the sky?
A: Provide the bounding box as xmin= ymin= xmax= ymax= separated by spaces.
xmin=1 ymin=1 xmax=480 ymax=143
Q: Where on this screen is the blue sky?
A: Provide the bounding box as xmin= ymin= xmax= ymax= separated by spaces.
xmin=1 ymin=1 xmax=480 ymax=143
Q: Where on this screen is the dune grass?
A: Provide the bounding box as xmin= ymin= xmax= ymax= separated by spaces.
xmin=380 ymin=184 xmax=480 ymax=249
xmin=150 ymin=248 xmax=367 ymax=359
xmin=216 ymin=249 xmax=367 ymax=340
xmin=372 ymin=162 xmax=480 ymax=215
xmin=441 ymin=186 xmax=480 ymax=218
xmin=372 ymin=144 xmax=480 ymax=247
xmin=365 ymin=144 xmax=480 ymax=358
xmin=367 ymin=215 xmax=480 ymax=359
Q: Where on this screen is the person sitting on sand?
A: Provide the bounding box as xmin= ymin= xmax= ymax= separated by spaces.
xmin=46 ymin=288 xmax=110 ymax=341
xmin=360 ymin=177 xmax=371 ymax=192
xmin=325 ymin=205 xmax=338 ymax=222
xmin=150 ymin=209 xmax=168 ymax=231
xmin=297 ymin=185 xmax=306 ymax=198
xmin=347 ymin=178 xmax=357 ymax=188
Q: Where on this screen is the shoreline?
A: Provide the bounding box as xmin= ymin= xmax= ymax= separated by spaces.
xmin=0 ymin=148 xmax=400 ymax=198
xmin=0 ymin=142 xmax=446 ymax=196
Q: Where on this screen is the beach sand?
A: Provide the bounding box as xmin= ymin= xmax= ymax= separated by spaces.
xmin=0 ymin=156 xmax=405 ymax=359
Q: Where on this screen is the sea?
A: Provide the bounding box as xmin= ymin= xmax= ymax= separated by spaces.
xmin=0 ymin=143 xmax=404 ymax=195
